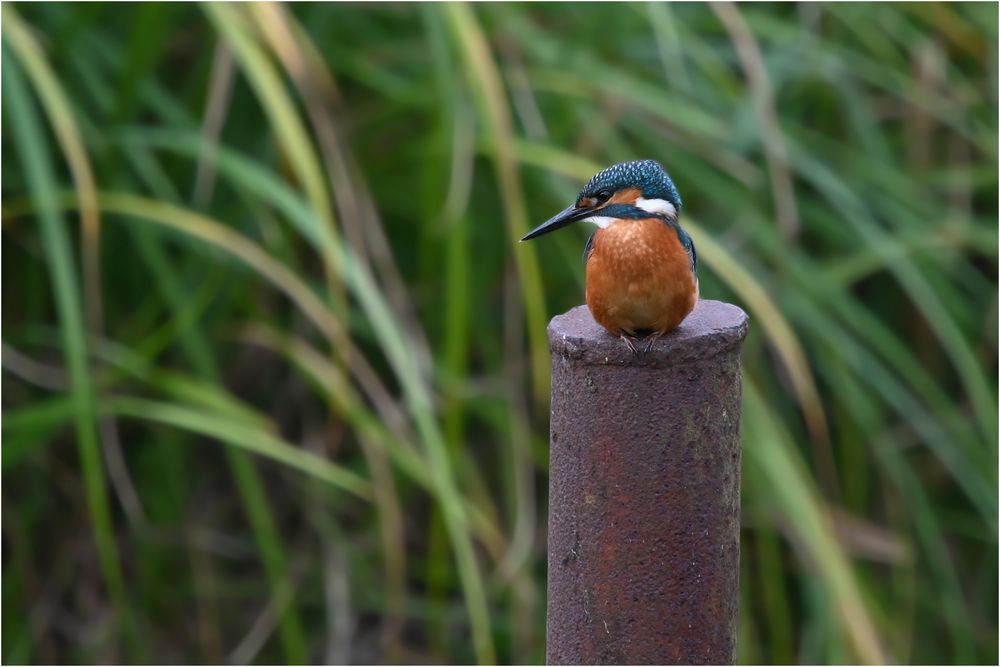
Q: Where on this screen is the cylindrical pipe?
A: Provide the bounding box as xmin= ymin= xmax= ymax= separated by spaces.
xmin=546 ymin=300 xmax=749 ymax=665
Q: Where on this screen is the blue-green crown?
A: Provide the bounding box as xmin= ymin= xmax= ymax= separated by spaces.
xmin=580 ymin=159 xmax=682 ymax=212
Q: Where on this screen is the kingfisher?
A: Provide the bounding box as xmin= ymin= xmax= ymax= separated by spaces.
xmin=522 ymin=159 xmax=698 ymax=353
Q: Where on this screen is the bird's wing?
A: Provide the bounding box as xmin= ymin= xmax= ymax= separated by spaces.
xmin=663 ymin=219 xmax=697 ymax=274
xmin=681 ymin=230 xmax=697 ymax=273
xmin=582 ymin=231 xmax=596 ymax=263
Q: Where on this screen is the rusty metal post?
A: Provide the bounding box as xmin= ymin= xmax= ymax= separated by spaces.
xmin=545 ymin=299 xmax=748 ymax=665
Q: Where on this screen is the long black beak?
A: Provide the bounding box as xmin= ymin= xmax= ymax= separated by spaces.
xmin=520 ymin=203 xmax=595 ymax=241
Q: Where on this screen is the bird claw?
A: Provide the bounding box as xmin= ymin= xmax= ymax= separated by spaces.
xmin=641 ymin=331 xmax=663 ymax=353
xmin=621 ymin=331 xmax=664 ymax=355
xmin=620 ymin=334 xmax=640 ymax=356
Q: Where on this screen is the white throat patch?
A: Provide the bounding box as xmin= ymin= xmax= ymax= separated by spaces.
xmin=581 ymin=215 xmax=616 ymax=228
xmin=635 ymin=197 xmax=677 ymax=218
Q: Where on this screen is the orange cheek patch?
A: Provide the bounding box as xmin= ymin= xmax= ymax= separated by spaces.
xmin=608 ymin=187 xmax=642 ymax=206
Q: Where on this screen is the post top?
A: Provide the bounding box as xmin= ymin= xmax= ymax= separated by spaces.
xmin=547 ymin=299 xmax=749 ymax=368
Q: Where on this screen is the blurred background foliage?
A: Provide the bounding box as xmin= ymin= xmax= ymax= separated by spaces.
xmin=2 ymin=2 xmax=997 ymax=664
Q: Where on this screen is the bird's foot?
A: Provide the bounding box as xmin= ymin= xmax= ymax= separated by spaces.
xmin=620 ymin=333 xmax=641 ymax=356
xmin=641 ymin=331 xmax=664 ymax=353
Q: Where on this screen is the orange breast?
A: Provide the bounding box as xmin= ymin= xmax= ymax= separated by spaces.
xmin=585 ymin=218 xmax=698 ymax=337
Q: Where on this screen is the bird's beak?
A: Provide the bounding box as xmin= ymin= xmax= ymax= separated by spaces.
xmin=520 ymin=203 xmax=596 ymax=241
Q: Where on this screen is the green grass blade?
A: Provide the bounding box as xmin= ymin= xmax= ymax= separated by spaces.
xmin=103 ymin=397 xmax=372 ymax=500
xmin=444 ymin=3 xmax=550 ymax=408
xmin=744 ymin=380 xmax=887 ymax=664
xmin=1 ymin=51 xmax=136 ymax=656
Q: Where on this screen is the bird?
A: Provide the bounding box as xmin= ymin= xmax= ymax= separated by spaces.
xmin=521 ymin=159 xmax=698 ymax=354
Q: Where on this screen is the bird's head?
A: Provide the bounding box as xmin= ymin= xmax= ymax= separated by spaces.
xmin=521 ymin=159 xmax=681 ymax=241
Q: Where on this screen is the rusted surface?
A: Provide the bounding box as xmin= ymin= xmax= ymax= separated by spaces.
xmin=546 ymin=300 xmax=748 ymax=665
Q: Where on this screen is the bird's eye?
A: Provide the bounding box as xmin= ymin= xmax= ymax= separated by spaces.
xmin=594 ymin=190 xmax=612 ymax=204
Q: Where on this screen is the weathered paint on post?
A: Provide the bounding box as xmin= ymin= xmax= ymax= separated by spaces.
xmin=546 ymin=300 xmax=748 ymax=665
